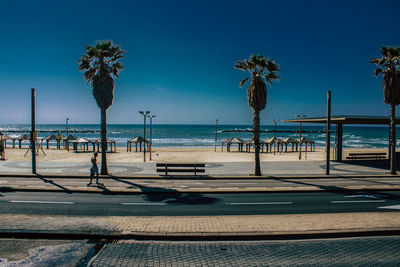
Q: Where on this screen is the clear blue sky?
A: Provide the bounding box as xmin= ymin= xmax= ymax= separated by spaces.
xmin=1 ymin=0 xmax=400 ymax=125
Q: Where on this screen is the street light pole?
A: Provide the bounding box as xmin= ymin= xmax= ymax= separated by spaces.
xmin=296 ymin=114 xmax=307 ymax=160
xmin=215 ymin=119 xmax=218 ymax=152
xmin=31 ymin=88 xmax=36 ymax=174
xmin=272 ymin=119 xmax=280 ymax=155
xmin=139 ymin=111 xmax=151 ymax=162
xmin=149 ymin=115 xmax=156 ymax=161
xmin=66 ymin=118 xmax=69 ymax=136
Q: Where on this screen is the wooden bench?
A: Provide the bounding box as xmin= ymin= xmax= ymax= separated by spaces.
xmin=156 ymin=163 xmax=205 ymax=176
xmin=346 ymin=152 xmax=386 ymax=160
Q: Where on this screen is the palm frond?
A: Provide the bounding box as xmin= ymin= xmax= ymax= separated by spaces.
xmin=265 ymin=72 xmax=280 ymax=84
xmin=83 ymin=68 xmax=97 ymax=83
xmin=234 ymin=60 xmax=248 ymax=71
xmin=79 ymin=40 xmax=125 ymax=81
xmin=239 ymin=77 xmax=249 ymax=87
xmin=374 ymin=68 xmax=382 ymax=77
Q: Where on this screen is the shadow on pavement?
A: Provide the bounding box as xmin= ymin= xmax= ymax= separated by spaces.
xmin=341 ymin=160 xmax=390 ymax=171
xmin=345 ymin=177 xmax=399 ymax=186
xmin=36 ymin=174 xmax=72 ymax=194
xmin=110 ymin=177 xmax=219 ymax=205
xmin=272 ymin=178 xmax=357 ymax=195
xmin=319 ymin=160 xmax=389 ymax=175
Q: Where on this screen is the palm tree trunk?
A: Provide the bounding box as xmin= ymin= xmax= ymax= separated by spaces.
xmin=390 ymin=104 xmax=397 ymax=175
xmin=253 ymin=110 xmax=261 ymax=176
xmin=100 ymin=107 xmax=108 ymax=175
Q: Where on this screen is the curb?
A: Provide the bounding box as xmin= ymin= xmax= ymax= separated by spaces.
xmin=1 ymin=186 xmax=400 ymax=194
xmin=1 ymin=173 xmax=400 ymax=180
xmin=1 ymin=229 xmax=400 ymax=241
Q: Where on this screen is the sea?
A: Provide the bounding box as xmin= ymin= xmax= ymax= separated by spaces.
xmin=0 ymin=124 xmax=397 ymax=149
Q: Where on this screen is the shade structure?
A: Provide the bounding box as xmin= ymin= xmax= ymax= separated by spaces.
xmin=66 ymin=137 xmax=91 ymax=152
xmin=300 ymin=137 xmax=315 ymax=152
xmin=127 ymin=136 xmax=149 ymax=152
xmin=42 ymin=134 xmax=62 ymax=149
xmin=93 ymin=138 xmax=117 ymax=152
xmin=265 ymin=137 xmax=284 ymax=153
xmin=0 ymin=133 xmax=17 ymax=148
xmin=282 ymin=115 xmax=392 ymax=161
xmin=244 ymin=138 xmax=267 ymax=153
xmin=221 ymin=137 xmax=233 ymax=152
xmin=63 ymin=134 xmax=78 ymax=150
xmin=17 ymin=134 xmax=30 ymax=149
xmin=63 ymin=134 xmax=78 ymax=141
xmin=282 ymin=137 xmax=299 ymax=152
xmin=223 ymin=137 xmax=245 ymax=152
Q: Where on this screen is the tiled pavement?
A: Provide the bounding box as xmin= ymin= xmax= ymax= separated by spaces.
xmin=91 ymin=237 xmax=400 ymax=267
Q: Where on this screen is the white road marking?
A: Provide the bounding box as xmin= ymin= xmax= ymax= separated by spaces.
xmin=13 ymin=181 xmax=42 ymax=184
xmin=217 ymin=187 xmax=239 ymax=190
xmin=120 ymin=202 xmax=167 ymax=206
xmin=345 ymin=195 xmax=377 ymax=199
xmin=378 ymin=205 xmax=400 ymax=210
xmin=227 ymin=202 xmax=293 ymax=205
xmin=331 ymin=200 xmax=385 ymax=204
xmin=228 ymin=183 xmax=258 ymax=185
xmin=10 ymin=200 xmax=74 ymax=204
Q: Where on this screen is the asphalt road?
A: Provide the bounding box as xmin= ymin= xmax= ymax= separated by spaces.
xmin=1 ymin=191 xmax=400 ymax=216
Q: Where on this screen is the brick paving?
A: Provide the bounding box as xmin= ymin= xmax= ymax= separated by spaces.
xmin=91 ymin=237 xmax=400 ymax=266
xmin=1 ymin=212 xmax=400 ymax=237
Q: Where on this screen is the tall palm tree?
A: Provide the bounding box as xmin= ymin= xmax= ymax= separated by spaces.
xmin=371 ymin=46 xmax=400 ymax=175
xmin=78 ymin=40 xmax=125 ymax=175
xmin=235 ymin=54 xmax=280 ymax=176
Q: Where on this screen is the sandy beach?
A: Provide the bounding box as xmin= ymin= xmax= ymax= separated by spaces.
xmin=1 ymin=147 xmax=389 ymax=163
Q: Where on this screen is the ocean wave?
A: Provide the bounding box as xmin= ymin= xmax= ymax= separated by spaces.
xmin=1 ymin=124 xmax=399 ymax=149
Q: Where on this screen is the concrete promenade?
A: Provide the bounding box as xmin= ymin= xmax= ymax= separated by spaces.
xmin=0 ymin=160 xmax=395 ymax=176
xmin=1 ymin=172 xmax=400 ymax=240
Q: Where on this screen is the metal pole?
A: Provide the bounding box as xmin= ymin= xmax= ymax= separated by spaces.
xmin=388 ymin=122 xmax=391 ymax=163
xmin=31 ymin=88 xmax=36 ymax=174
xmin=274 ymin=121 xmax=276 ymax=155
xmin=66 ymin=118 xmax=69 ymax=136
xmin=215 ymin=119 xmax=218 ymax=152
xmin=273 ymin=120 xmax=279 ymax=155
xmin=299 ymin=121 xmax=302 ymax=159
xmin=143 ymin=114 xmax=146 ymax=162
xmin=150 ymin=115 xmax=156 ymax=161
xmin=326 ymin=91 xmax=331 ymax=175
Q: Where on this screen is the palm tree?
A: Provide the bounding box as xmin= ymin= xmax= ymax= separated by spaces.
xmin=371 ymin=46 xmax=400 ymax=175
xmin=235 ymin=54 xmax=280 ymax=176
xmin=78 ymin=40 xmax=125 ymax=175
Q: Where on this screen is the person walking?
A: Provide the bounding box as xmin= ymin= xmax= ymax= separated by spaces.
xmin=0 ymin=141 xmax=5 ymax=160
xmin=88 ymin=152 xmax=103 ymax=186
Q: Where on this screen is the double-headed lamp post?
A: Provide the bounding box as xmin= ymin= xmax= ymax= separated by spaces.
xmin=149 ymin=115 xmax=156 ymax=161
xmin=296 ymin=114 xmax=307 ymax=160
xmin=272 ymin=119 xmax=280 ymax=155
xmin=139 ymin=111 xmax=151 ymax=162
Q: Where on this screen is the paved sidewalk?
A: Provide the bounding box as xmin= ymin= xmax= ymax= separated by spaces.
xmin=1 ymin=212 xmax=400 ymax=240
xmin=1 ymin=174 xmax=400 ymax=193
xmin=0 ymin=160 xmax=395 ymax=176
